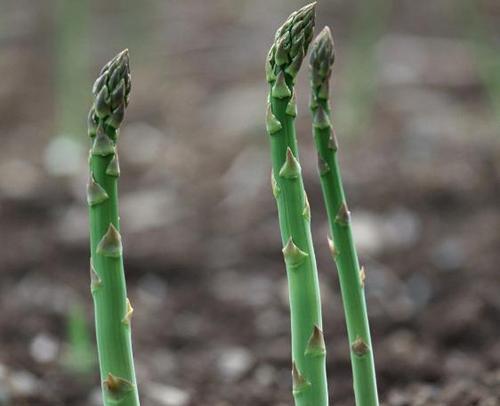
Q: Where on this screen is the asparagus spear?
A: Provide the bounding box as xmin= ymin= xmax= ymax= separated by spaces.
xmin=309 ymin=27 xmax=379 ymax=406
xmin=87 ymin=50 xmax=140 ymax=406
xmin=266 ymin=4 xmax=329 ymax=405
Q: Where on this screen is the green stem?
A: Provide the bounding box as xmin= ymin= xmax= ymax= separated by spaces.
xmin=87 ymin=50 xmax=140 ymax=406
xmin=309 ymin=28 xmax=378 ymax=406
xmin=266 ymin=4 xmax=329 ymax=405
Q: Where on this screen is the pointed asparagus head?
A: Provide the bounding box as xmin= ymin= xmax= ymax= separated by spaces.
xmin=267 ymin=3 xmax=316 ymax=82
xmin=89 ymin=49 xmax=131 ymax=133
xmin=310 ymin=26 xmax=335 ymax=103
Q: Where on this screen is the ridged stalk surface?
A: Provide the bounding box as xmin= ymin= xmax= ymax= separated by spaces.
xmin=266 ymin=4 xmax=329 ymax=405
xmin=87 ymin=50 xmax=140 ymax=406
xmin=309 ymin=28 xmax=379 ymax=406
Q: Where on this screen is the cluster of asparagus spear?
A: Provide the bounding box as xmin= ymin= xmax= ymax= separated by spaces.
xmin=84 ymin=3 xmax=377 ymax=406
xmin=265 ymin=3 xmax=379 ymax=405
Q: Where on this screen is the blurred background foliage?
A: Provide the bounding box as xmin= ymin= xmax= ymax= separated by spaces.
xmin=0 ymin=0 xmax=499 ymax=405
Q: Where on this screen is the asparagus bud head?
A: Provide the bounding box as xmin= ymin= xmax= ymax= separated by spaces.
xmin=266 ymin=3 xmax=316 ymax=81
xmin=90 ymin=49 xmax=131 ymax=132
xmin=310 ymin=27 xmax=335 ymax=102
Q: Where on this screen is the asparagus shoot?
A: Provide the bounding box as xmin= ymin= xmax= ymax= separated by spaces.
xmin=266 ymin=4 xmax=329 ymax=405
xmin=309 ymin=27 xmax=379 ymax=406
xmin=87 ymin=50 xmax=140 ymax=406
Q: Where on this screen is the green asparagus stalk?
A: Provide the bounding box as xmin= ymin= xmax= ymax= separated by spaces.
xmin=87 ymin=50 xmax=140 ymax=406
xmin=266 ymin=4 xmax=329 ymax=405
xmin=309 ymin=27 xmax=379 ymax=406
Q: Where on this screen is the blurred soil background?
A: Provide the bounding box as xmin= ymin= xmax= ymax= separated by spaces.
xmin=1 ymin=0 xmax=500 ymax=405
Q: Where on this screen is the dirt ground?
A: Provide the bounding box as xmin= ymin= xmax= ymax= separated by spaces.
xmin=0 ymin=0 xmax=500 ymax=405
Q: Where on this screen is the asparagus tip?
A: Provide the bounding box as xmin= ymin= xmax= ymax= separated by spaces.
xmin=317 ymin=26 xmax=333 ymax=44
xmin=90 ymin=49 xmax=132 ymax=134
xmin=295 ymin=2 xmax=317 ymax=23
xmin=310 ymin=26 xmax=335 ymax=72
xmin=119 ymin=48 xmax=129 ymax=58
xmin=310 ymin=26 xmax=335 ymax=106
xmin=268 ymin=2 xmax=317 ymax=78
